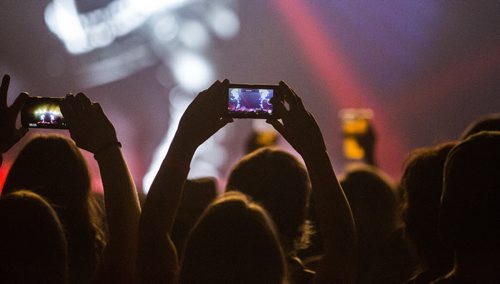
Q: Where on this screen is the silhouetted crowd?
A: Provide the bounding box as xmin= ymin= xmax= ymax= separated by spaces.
xmin=1 ymin=74 xmax=499 ymax=283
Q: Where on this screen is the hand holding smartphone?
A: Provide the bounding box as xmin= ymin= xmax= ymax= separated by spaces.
xmin=21 ymin=97 xmax=67 ymax=129
xmin=227 ymin=83 xmax=282 ymax=119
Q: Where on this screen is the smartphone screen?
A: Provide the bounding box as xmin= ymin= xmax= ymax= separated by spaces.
xmin=339 ymin=109 xmax=373 ymax=160
xmin=227 ymin=84 xmax=278 ymax=118
xmin=21 ymin=97 xmax=67 ymax=129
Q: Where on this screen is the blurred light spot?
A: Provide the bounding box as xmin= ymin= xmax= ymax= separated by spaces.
xmin=44 ymin=0 xmax=87 ymax=54
xmin=179 ymin=20 xmax=210 ymax=49
xmin=79 ymin=45 xmax=155 ymax=87
xmin=153 ymin=15 xmax=179 ymax=43
xmin=45 ymin=0 xmax=191 ymax=54
xmin=155 ymin=66 xmax=173 ymax=88
xmin=209 ymin=6 xmax=240 ymax=39
xmin=171 ymin=52 xmax=214 ymax=92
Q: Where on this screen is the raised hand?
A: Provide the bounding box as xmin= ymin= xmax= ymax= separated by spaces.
xmin=173 ymin=79 xmax=233 ymax=152
xmin=61 ymin=93 xmax=118 ymax=154
xmin=137 ymin=80 xmax=233 ymax=283
xmin=269 ymin=81 xmax=357 ymax=282
xmin=0 ymin=74 xmax=28 ymax=153
xmin=266 ymin=81 xmax=326 ymax=158
xmin=62 ymin=93 xmax=141 ymax=282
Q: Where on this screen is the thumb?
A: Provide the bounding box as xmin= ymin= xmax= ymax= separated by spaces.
xmin=18 ymin=126 xmax=28 ymax=137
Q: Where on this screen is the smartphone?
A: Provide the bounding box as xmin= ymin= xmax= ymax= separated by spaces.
xmin=21 ymin=97 xmax=67 ymax=129
xmin=339 ymin=109 xmax=373 ymax=160
xmin=227 ymin=84 xmax=281 ymax=118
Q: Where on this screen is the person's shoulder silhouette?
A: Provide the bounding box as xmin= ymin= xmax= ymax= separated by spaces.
xmin=439 ymin=131 xmax=500 ymax=282
xmin=0 ymin=190 xmax=68 ymax=283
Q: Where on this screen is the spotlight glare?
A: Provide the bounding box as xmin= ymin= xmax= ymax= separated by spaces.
xmin=171 ymin=52 xmax=214 ymax=92
xmin=209 ymin=7 xmax=240 ymax=39
xmin=153 ymin=15 xmax=179 ymax=43
xmin=178 ymin=20 xmax=210 ymax=49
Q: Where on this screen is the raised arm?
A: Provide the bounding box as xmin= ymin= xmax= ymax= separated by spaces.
xmin=137 ymin=80 xmax=231 ymax=283
xmin=267 ymin=82 xmax=357 ymax=283
xmin=0 ymin=74 xmax=28 ymax=166
xmin=61 ymin=93 xmax=141 ymax=283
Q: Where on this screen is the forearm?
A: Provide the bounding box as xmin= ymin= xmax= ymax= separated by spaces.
xmin=95 ymin=145 xmax=141 ymax=246
xmin=303 ymin=150 xmax=357 ymax=282
xmin=137 ymin=135 xmax=195 ymax=283
xmin=140 ymin=135 xmax=196 ymax=236
xmin=91 ymin=144 xmax=141 ymax=283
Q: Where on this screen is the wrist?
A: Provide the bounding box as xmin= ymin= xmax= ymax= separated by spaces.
xmin=302 ymin=149 xmax=331 ymax=167
xmin=93 ymin=141 xmax=122 ymax=160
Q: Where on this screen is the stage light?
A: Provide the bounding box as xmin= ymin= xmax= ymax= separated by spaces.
xmin=178 ymin=20 xmax=210 ymax=49
xmin=171 ymin=52 xmax=214 ymax=93
xmin=152 ymin=16 xmax=179 ymax=43
xmin=208 ymin=6 xmax=240 ymax=39
xmin=44 ymin=0 xmax=191 ymax=54
xmin=44 ymin=0 xmax=87 ymax=54
xmin=44 ymin=0 xmax=240 ymax=193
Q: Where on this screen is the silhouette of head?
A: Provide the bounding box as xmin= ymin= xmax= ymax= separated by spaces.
xmin=440 ymin=131 xmax=500 ymax=253
xmin=181 ymin=191 xmax=286 ymax=283
xmin=2 ymin=135 xmax=105 ymax=283
xmin=0 ymin=190 xmax=68 ymax=283
xmin=400 ymin=142 xmax=455 ymax=272
xmin=226 ymin=147 xmax=310 ymax=252
xmin=460 ymin=113 xmax=500 ymax=139
xmin=341 ymin=164 xmax=397 ymax=248
xmin=171 ymin=177 xmax=217 ymax=257
xmin=3 ymin=135 xmax=90 ymax=205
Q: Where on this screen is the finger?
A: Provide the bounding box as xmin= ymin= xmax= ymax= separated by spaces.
xmin=211 ymin=80 xmax=223 ymax=93
xmin=280 ymin=81 xmax=296 ymax=101
xmin=75 ymin=92 xmax=92 ymax=110
xmin=279 ymin=81 xmax=304 ymax=110
xmin=286 ymin=87 xmax=304 ymax=112
xmin=17 ymin=126 xmax=29 ymax=139
xmin=62 ymin=94 xmax=76 ymax=112
xmin=64 ymin=93 xmax=75 ymax=102
xmin=92 ymin=102 xmax=104 ymax=114
xmin=214 ymin=81 xmax=228 ymax=110
xmin=206 ymin=80 xmax=221 ymax=93
xmin=60 ymin=97 xmax=77 ymax=124
xmin=278 ymin=81 xmax=292 ymax=100
xmin=1 ymin=74 xmax=11 ymax=109
xmin=91 ymin=103 xmax=111 ymax=123
xmin=71 ymin=93 xmax=87 ymax=116
xmin=8 ymin=92 xmax=28 ymax=116
xmin=203 ymin=80 xmax=226 ymax=115
xmin=271 ymin=96 xmax=287 ymax=118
